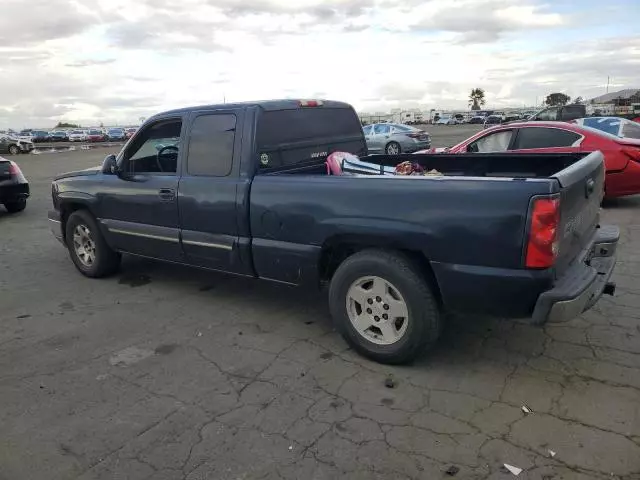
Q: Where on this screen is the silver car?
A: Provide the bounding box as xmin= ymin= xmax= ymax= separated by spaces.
xmin=363 ymin=123 xmax=431 ymax=154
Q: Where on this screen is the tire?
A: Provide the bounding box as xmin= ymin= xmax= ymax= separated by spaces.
xmin=4 ymin=199 xmax=26 ymax=213
xmin=385 ymin=142 xmax=401 ymax=155
xmin=65 ymin=210 xmax=121 ymax=278
xmin=328 ymin=249 xmax=442 ymax=365
xmin=8 ymin=144 xmax=20 ymax=155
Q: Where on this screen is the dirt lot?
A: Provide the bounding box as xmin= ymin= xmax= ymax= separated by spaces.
xmin=1 ymin=128 xmax=640 ymax=480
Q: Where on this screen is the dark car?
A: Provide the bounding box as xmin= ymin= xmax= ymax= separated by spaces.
xmin=49 ymin=99 xmax=618 ymax=365
xmin=483 ymin=115 xmax=503 ymax=128
xmin=31 ymin=130 xmax=51 ymax=143
xmin=106 ymin=128 xmax=126 ymax=141
xmin=0 ymin=134 xmax=34 ymax=155
xmin=468 ymin=116 xmax=485 ymax=124
xmin=50 ymin=130 xmax=69 ymax=142
xmin=0 ymin=158 xmax=29 ymax=213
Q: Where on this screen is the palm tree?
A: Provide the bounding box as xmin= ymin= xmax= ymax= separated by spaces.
xmin=469 ymin=88 xmax=486 ymax=110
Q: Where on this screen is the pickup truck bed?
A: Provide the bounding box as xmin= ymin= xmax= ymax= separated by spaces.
xmin=49 ymin=99 xmax=618 ymax=364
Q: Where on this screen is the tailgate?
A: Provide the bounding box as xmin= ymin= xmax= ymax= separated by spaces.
xmin=553 ymin=151 xmax=605 ymax=276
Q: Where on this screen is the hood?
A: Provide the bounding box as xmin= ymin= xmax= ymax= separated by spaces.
xmin=54 ymin=165 xmax=101 ymax=180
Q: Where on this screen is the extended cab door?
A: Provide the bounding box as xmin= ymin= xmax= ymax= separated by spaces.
xmin=177 ymin=109 xmax=251 ymax=274
xmin=99 ymin=117 xmax=183 ymax=260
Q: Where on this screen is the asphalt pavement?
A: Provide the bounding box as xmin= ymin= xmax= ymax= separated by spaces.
xmin=1 ymin=126 xmax=640 ymax=479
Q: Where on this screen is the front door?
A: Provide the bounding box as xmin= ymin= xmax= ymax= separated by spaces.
xmin=98 ymin=117 xmax=184 ymax=261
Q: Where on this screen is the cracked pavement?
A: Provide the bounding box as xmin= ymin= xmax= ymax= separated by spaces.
xmin=1 ymin=133 xmax=640 ymax=480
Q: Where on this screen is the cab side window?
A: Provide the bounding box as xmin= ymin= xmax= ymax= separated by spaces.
xmin=535 ymin=108 xmax=558 ymax=121
xmin=123 ymin=119 xmax=182 ymax=174
xmin=186 ymin=114 xmax=236 ymax=177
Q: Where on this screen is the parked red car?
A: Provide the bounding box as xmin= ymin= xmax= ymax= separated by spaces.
xmin=416 ymin=121 xmax=640 ymax=198
xmin=87 ymin=129 xmax=107 ymax=142
xmin=125 ymin=127 xmax=137 ymax=139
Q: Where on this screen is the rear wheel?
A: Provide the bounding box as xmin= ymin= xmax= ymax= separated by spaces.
xmin=65 ymin=210 xmax=121 ymax=277
xmin=385 ymin=142 xmax=401 ymax=155
xmin=4 ymin=199 xmax=26 ymax=213
xmin=8 ymin=144 xmax=20 ymax=155
xmin=328 ymin=249 xmax=442 ymax=364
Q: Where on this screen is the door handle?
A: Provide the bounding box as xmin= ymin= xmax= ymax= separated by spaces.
xmin=158 ymin=188 xmax=175 ymax=200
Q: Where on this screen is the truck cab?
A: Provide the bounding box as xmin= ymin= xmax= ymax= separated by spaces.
xmin=529 ymin=104 xmax=587 ymax=122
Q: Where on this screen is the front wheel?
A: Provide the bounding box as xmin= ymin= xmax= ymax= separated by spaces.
xmin=385 ymin=142 xmax=401 ymax=155
xmin=328 ymin=249 xmax=442 ymax=364
xmin=8 ymin=145 xmax=20 ymax=155
xmin=65 ymin=210 xmax=121 ymax=277
xmin=4 ymin=199 xmax=26 ymax=213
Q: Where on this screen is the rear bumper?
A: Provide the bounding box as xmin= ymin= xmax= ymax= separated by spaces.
xmin=0 ymin=182 xmax=30 ymax=202
xmin=531 ymin=225 xmax=618 ymax=324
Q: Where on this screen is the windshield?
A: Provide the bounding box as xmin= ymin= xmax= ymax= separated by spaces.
xmin=109 ymin=129 xmax=123 ymax=134
xmin=89 ymin=130 xmax=101 ymax=135
xmin=71 ymin=130 xmax=83 ymax=135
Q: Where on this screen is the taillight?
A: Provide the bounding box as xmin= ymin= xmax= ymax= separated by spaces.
xmin=525 ymin=196 xmax=560 ymax=269
xmin=8 ymin=161 xmax=21 ymax=175
xmin=407 ymin=132 xmax=426 ymax=139
xmin=299 ymin=100 xmax=323 ymax=107
xmin=621 ymin=146 xmax=640 ymax=163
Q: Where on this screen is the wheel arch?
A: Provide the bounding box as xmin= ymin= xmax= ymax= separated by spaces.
xmin=318 ymin=234 xmax=442 ymax=305
xmin=58 ymin=194 xmax=97 ymax=241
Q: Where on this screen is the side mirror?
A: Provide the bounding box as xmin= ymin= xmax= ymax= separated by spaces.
xmin=101 ymin=154 xmax=119 ymax=175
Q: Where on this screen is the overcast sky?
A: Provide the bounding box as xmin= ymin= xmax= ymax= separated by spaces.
xmin=0 ymin=0 xmax=638 ymax=128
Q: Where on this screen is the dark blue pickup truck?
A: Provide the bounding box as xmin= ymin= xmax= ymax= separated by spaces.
xmin=49 ymin=99 xmax=618 ymax=364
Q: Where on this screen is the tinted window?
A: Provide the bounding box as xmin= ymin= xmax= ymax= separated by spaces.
xmin=186 ymin=114 xmax=236 ymax=176
xmin=514 ymin=127 xmax=581 ymax=149
xmin=561 ymin=105 xmax=585 ymax=120
xmin=373 ymin=124 xmax=391 ymax=134
xmin=256 ymin=107 xmax=361 ymax=146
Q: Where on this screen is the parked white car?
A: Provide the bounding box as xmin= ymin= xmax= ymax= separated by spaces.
xmin=436 ymin=115 xmax=457 ymax=125
xmin=68 ymin=130 xmax=88 ymax=142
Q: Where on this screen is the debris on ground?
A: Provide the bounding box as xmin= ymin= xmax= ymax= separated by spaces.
xmin=384 ymin=376 xmax=397 ymax=388
xmin=503 ymin=464 xmax=523 ymax=476
xmin=196 ymin=331 xmax=202 ymax=337
xmin=444 ymin=465 xmax=460 ymax=476
xmin=548 ymin=450 xmax=556 ymax=457
xmin=521 ymin=405 xmax=532 ymax=414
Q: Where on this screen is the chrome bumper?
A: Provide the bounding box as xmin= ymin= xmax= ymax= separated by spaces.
xmin=532 ymin=225 xmax=618 ymax=324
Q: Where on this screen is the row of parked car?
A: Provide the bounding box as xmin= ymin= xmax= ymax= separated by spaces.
xmin=18 ymin=127 xmax=137 ymax=143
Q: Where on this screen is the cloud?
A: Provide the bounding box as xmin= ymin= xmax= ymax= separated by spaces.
xmin=1 ymin=0 xmax=639 ymax=128
xmin=0 ymin=0 xmax=98 ymax=46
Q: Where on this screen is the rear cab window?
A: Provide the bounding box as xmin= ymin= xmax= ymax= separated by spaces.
xmin=256 ymin=104 xmax=365 ymax=170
